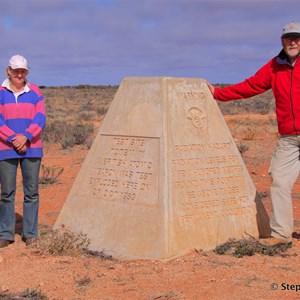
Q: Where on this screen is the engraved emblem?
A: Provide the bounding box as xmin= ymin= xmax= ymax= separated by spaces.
xmin=187 ymin=107 xmax=206 ymax=128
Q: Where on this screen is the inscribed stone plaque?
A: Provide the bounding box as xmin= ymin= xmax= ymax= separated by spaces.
xmin=55 ymin=77 xmax=268 ymax=260
xmin=89 ymin=135 xmax=159 ymax=206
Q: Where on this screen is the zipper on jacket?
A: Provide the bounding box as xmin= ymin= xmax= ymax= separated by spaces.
xmin=290 ymin=67 xmax=298 ymax=134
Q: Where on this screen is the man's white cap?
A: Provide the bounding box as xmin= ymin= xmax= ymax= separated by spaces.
xmin=282 ymin=22 xmax=300 ymax=38
xmin=8 ymin=54 xmax=29 ymax=70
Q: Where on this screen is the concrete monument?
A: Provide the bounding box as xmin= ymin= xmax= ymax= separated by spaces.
xmin=54 ymin=77 xmax=268 ymax=260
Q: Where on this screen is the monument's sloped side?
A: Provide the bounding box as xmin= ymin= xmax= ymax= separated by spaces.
xmin=165 ymin=78 xmax=260 ymax=257
xmin=54 ymin=77 xmax=265 ymax=260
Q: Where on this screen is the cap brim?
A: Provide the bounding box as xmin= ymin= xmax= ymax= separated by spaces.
xmin=282 ymin=32 xmax=300 ymax=38
xmin=9 ymin=66 xmax=29 ymax=70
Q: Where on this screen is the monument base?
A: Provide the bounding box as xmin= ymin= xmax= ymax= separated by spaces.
xmin=55 ymin=77 xmax=269 ymax=260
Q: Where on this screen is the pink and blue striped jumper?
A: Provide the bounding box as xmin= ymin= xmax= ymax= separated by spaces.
xmin=0 ymin=80 xmax=46 ymax=160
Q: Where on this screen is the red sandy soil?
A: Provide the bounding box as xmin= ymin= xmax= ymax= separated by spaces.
xmin=0 ymin=114 xmax=299 ymax=300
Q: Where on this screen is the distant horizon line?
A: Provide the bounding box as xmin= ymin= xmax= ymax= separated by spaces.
xmin=39 ymin=82 xmax=231 ymax=89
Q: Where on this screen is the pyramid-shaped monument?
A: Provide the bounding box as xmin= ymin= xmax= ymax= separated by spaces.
xmin=55 ymin=77 xmax=268 ymax=260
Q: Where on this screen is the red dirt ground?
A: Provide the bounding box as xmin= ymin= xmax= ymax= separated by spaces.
xmin=0 ymin=114 xmax=299 ymax=300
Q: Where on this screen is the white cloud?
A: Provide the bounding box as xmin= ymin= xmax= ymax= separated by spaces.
xmin=0 ymin=0 xmax=299 ymax=86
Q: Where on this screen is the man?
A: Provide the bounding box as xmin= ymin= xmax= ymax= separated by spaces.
xmin=207 ymin=22 xmax=300 ymax=248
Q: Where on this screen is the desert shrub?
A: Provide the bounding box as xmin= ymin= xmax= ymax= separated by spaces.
xmin=216 ymin=88 xmax=274 ymax=115
xmin=243 ymin=130 xmax=255 ymax=141
xmin=43 ymin=121 xmax=94 ymax=149
xmin=268 ymin=114 xmax=277 ymax=127
xmin=84 ymin=135 xmax=95 ymax=149
xmin=0 ymin=288 xmax=48 ymax=299
xmin=79 ymin=100 xmax=93 ymax=111
xmin=74 ymin=123 xmax=94 ymax=144
xmin=61 ymin=135 xmax=77 ymax=149
xmin=61 ymin=123 xmax=94 ymax=149
xmin=84 ymin=249 xmax=116 ymax=261
xmin=232 ymin=240 xmax=256 ymax=257
xmin=22 ymin=288 xmax=48 ymax=299
xmin=42 ymin=120 xmax=68 ymax=143
xmin=75 ymin=276 xmax=91 ymax=287
xmin=42 ymin=85 xmax=116 ymax=125
xmin=237 ymin=143 xmax=249 ymax=156
xmin=39 ymin=165 xmax=64 ymax=185
xmin=30 ymin=226 xmax=90 ymax=256
xmin=253 ymin=101 xmax=270 ymax=114
xmin=79 ymin=102 xmax=109 ymax=119
xmin=79 ymin=111 xmax=98 ymax=121
xmin=214 ymin=242 xmax=231 ymax=255
xmin=214 ymin=238 xmax=292 ymax=257
xmin=75 ymin=84 xmax=92 ymax=89
xmin=96 ymin=106 xmax=109 ymax=116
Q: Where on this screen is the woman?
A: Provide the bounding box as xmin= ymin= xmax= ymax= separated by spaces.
xmin=0 ymin=54 xmax=46 ymax=247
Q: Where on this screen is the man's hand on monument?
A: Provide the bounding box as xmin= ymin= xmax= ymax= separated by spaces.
xmin=206 ymin=81 xmax=215 ymax=95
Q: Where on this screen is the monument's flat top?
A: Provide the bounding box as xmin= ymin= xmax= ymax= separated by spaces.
xmin=122 ymin=76 xmax=206 ymax=82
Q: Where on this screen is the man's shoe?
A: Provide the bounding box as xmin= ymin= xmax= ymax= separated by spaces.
xmin=22 ymin=237 xmax=37 ymax=246
xmin=0 ymin=239 xmax=13 ymax=248
xmin=259 ymin=237 xmax=292 ymax=248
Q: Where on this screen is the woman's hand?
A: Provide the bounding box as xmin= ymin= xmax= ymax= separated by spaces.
xmin=12 ymin=135 xmax=28 ymax=151
xmin=18 ymin=145 xmax=27 ymax=153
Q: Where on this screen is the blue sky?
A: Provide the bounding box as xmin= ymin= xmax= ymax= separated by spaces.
xmin=1 ymin=0 xmax=299 ymax=86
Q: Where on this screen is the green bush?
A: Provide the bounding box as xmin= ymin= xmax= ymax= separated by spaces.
xmin=43 ymin=121 xmax=94 ymax=149
xmin=61 ymin=135 xmax=77 ymax=149
xmin=61 ymin=123 xmax=94 ymax=149
xmin=42 ymin=120 xmax=67 ymax=143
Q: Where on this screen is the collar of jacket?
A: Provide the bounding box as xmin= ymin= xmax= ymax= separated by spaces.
xmin=276 ymin=48 xmax=299 ymax=66
xmin=1 ymin=78 xmax=30 ymax=93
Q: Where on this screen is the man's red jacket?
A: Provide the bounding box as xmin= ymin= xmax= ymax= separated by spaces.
xmin=214 ymin=50 xmax=300 ymax=135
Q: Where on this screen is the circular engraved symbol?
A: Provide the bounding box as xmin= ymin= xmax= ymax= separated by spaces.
xmin=187 ymin=107 xmax=206 ymax=128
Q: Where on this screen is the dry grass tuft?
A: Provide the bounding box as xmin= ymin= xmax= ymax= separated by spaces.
xmin=30 ymin=226 xmax=90 ymax=256
xmin=39 ymin=164 xmax=64 ymax=185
